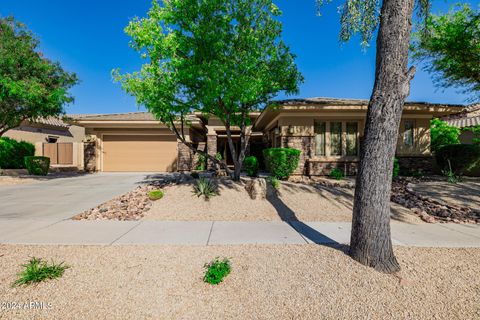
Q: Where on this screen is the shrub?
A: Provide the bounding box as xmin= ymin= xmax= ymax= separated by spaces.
xmin=0 ymin=137 xmax=35 ymax=169
xmin=196 ymin=154 xmax=206 ymax=171
xmin=430 ymin=118 xmax=460 ymax=152
xmin=148 ymin=189 xmax=164 ymax=201
xmin=267 ymin=176 xmax=280 ymax=190
xmin=392 ymin=157 xmax=400 ymax=178
xmin=328 ymin=168 xmax=344 ymax=180
xmin=244 ymin=156 xmax=259 ymax=177
xmin=203 ymin=257 xmax=231 ymax=285
xmin=263 ymin=148 xmax=300 ymax=180
xmin=192 ymin=177 xmax=217 ymax=200
xmin=24 ymin=156 xmax=50 ymax=176
xmin=435 ymin=144 xmax=480 ymax=175
xmin=13 ymin=257 xmax=69 ymax=287
xmin=442 ymin=159 xmax=461 ymax=184
xmin=215 ymin=152 xmax=223 ymax=161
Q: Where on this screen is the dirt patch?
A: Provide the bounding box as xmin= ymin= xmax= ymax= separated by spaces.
xmin=144 ymin=178 xmax=420 ymax=223
xmin=0 ymin=176 xmax=43 ymax=186
xmin=391 ymin=177 xmax=480 ymax=224
xmin=0 ymin=244 xmax=478 ymax=319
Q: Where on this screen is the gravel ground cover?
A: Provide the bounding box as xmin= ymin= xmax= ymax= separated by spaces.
xmin=0 ymin=244 xmax=478 ymax=319
xmin=0 ymin=176 xmax=42 ymax=186
xmin=144 ymin=179 xmax=420 ymax=223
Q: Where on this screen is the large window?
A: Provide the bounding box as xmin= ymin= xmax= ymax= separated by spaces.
xmin=404 ymin=120 xmax=415 ymax=148
xmin=314 ymin=121 xmax=326 ymax=156
xmin=314 ymin=121 xmax=359 ymax=157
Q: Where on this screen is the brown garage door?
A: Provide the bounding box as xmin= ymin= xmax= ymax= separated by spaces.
xmin=103 ymin=135 xmax=178 ymax=172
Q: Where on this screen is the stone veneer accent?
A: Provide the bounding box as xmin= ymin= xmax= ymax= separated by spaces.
xmin=207 ymin=135 xmax=217 ymax=170
xmin=307 ymin=160 xmax=358 ymax=176
xmin=397 ymin=156 xmax=434 ymax=174
xmin=177 ymin=141 xmax=207 ymax=171
xmin=83 ymin=141 xmax=96 ymax=172
xmin=281 ymin=136 xmax=313 ymax=175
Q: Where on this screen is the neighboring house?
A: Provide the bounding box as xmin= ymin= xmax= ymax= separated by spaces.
xmin=443 ymin=103 xmax=480 ymax=144
xmin=4 ymin=118 xmax=85 ymax=169
xmin=71 ymin=98 xmax=465 ymax=175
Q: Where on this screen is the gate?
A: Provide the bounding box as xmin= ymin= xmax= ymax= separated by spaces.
xmin=43 ymin=143 xmax=73 ymax=165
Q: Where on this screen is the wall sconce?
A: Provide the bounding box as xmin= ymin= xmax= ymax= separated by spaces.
xmin=288 ymin=125 xmax=294 ymax=134
xmin=274 ymin=127 xmax=280 ymax=135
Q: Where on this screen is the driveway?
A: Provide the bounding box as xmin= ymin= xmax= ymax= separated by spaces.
xmin=0 ymin=173 xmax=148 ymax=221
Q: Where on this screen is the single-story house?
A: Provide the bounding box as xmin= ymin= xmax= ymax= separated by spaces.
xmin=70 ymin=98 xmax=464 ymax=175
xmin=3 ymin=118 xmax=85 ymax=169
xmin=443 ymin=103 xmax=480 ymax=144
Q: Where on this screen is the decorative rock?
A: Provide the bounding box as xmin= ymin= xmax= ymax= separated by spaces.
xmin=245 ymin=178 xmax=267 ymax=200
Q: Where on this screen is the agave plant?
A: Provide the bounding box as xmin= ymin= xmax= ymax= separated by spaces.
xmin=192 ymin=177 xmax=217 ymax=200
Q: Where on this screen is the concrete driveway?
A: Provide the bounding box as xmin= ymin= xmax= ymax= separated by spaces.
xmin=0 ymin=173 xmax=149 ymax=221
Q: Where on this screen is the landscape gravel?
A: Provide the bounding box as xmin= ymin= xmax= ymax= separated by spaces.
xmin=0 ymin=244 xmax=478 ymax=319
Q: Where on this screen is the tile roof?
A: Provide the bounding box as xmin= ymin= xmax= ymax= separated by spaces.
xmin=68 ymin=112 xmax=157 ymax=121
xmin=273 ymin=97 xmax=466 ymax=108
xmin=445 ymin=116 xmax=480 ymax=128
xmin=30 ymin=117 xmax=70 ymax=129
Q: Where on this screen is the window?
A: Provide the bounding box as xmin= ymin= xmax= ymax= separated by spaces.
xmin=330 ymin=122 xmax=342 ymax=156
xmin=314 ymin=121 xmax=360 ymax=157
xmin=346 ymin=122 xmax=358 ymax=156
xmin=404 ymin=120 xmax=415 ymax=148
xmin=314 ymin=121 xmax=326 ymax=156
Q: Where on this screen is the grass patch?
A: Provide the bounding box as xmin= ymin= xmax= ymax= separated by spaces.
xmin=203 ymin=257 xmax=231 ymax=285
xmin=148 ymin=189 xmax=164 ymax=201
xmin=328 ymin=168 xmax=344 ymax=180
xmin=267 ymin=176 xmax=280 ymax=190
xmin=13 ymin=257 xmax=69 ymax=287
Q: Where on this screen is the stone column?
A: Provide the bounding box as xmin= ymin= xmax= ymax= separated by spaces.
xmin=83 ymin=141 xmax=96 ymax=172
xmin=177 ymin=142 xmax=192 ymax=171
xmin=207 ymin=135 xmax=217 ymax=170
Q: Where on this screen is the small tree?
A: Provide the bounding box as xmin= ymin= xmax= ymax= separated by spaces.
xmin=0 ymin=17 xmax=78 ymax=136
xmin=114 ymin=0 xmax=302 ymax=181
xmin=430 ymin=118 xmax=460 ymax=152
xmin=411 ymin=4 xmax=480 ymax=100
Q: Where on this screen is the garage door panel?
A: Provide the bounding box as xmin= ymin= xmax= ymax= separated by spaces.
xmin=103 ymin=135 xmax=178 ymax=172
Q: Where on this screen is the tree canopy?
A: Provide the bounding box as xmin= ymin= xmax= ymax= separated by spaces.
xmin=0 ymin=17 xmax=78 ymax=136
xmin=430 ymin=118 xmax=461 ymax=152
xmin=411 ymin=4 xmax=480 ymax=100
xmin=114 ymin=0 xmax=303 ymax=179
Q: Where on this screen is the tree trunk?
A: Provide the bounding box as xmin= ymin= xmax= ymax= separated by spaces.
xmin=350 ymin=0 xmax=416 ymax=273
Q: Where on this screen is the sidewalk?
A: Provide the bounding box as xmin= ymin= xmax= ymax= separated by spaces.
xmin=1 ymin=219 xmax=479 ymax=247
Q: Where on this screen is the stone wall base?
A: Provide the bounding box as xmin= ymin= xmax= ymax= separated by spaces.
xmin=307 ymin=161 xmax=358 ymax=176
xmin=397 ymin=156 xmax=434 ymax=175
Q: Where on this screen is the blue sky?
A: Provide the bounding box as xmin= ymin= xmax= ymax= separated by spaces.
xmin=1 ymin=0 xmax=477 ymax=114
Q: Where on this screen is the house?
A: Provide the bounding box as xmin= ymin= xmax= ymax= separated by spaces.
xmin=3 ymin=118 xmax=85 ymax=169
xmin=71 ymin=98 xmax=465 ymax=175
xmin=443 ymin=103 xmax=480 ymax=144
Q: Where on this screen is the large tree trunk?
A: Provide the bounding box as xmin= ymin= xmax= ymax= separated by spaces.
xmin=350 ymin=0 xmax=416 ymax=273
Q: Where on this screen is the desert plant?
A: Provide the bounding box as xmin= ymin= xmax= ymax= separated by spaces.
xmin=244 ymin=156 xmax=259 ymax=177
xmin=329 ymin=168 xmax=344 ymax=180
xmin=193 ymin=177 xmax=217 ymax=200
xmin=24 ymin=156 xmax=50 ymax=176
xmin=0 ymin=137 xmax=35 ymax=169
xmin=13 ymin=257 xmax=69 ymax=287
xmin=148 ymin=189 xmax=164 ymax=201
xmin=263 ymin=148 xmax=300 ymax=180
xmin=392 ymin=157 xmax=400 ymax=178
xmin=442 ymin=159 xmax=461 ymax=184
xmin=435 ymin=144 xmax=480 ymax=176
xmin=267 ymin=176 xmax=280 ymax=190
xmin=203 ymin=257 xmax=231 ymax=285
xmin=215 ymin=152 xmax=223 ymax=161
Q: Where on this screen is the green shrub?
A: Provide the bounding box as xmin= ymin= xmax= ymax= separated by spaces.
xmin=328 ymin=168 xmax=344 ymax=180
xmin=0 ymin=137 xmax=35 ymax=169
xmin=148 ymin=189 xmax=164 ymax=201
xmin=13 ymin=257 xmax=69 ymax=287
xmin=430 ymin=118 xmax=461 ymax=152
xmin=215 ymin=152 xmax=223 ymax=161
xmin=435 ymin=144 xmax=480 ymax=175
xmin=442 ymin=159 xmax=461 ymax=184
xmin=203 ymin=257 xmax=231 ymax=285
xmin=263 ymin=148 xmax=300 ymax=180
xmin=192 ymin=177 xmax=217 ymax=200
xmin=267 ymin=176 xmax=280 ymax=190
xmin=24 ymin=156 xmax=50 ymax=176
xmin=392 ymin=157 xmax=400 ymax=178
xmin=196 ymin=154 xmax=206 ymax=171
xmin=244 ymin=156 xmax=259 ymax=177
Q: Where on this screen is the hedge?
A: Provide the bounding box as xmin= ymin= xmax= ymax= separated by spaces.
xmin=263 ymin=148 xmax=301 ymax=180
xmin=435 ymin=144 xmax=480 ymax=176
xmin=24 ymin=156 xmax=50 ymax=176
xmin=243 ymin=156 xmax=259 ymax=177
xmin=0 ymin=137 xmax=35 ymax=169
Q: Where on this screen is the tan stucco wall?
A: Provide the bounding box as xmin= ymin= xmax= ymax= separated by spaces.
xmin=4 ymin=124 xmax=85 ymax=144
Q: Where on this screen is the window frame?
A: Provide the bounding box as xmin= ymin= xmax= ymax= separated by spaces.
xmin=313 ymin=120 xmax=361 ymax=159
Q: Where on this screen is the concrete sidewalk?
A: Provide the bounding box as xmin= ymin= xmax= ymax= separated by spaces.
xmin=0 ymin=219 xmax=479 ymax=247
